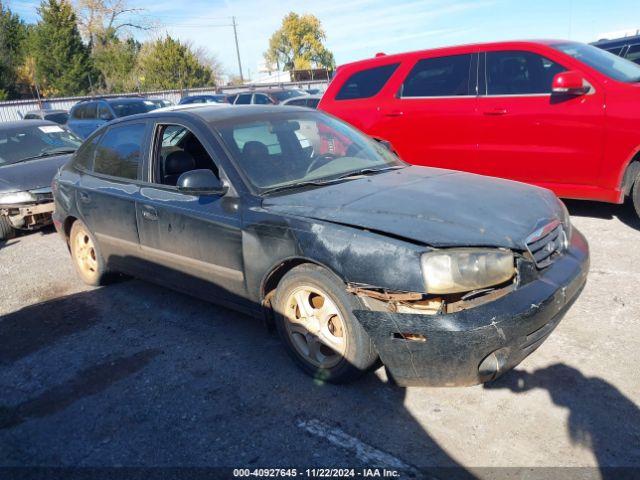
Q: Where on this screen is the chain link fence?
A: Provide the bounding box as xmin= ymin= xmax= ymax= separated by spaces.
xmin=0 ymin=81 xmax=329 ymax=123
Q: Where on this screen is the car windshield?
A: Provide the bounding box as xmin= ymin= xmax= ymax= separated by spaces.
xmin=110 ymin=100 xmax=157 ymax=117
xmin=554 ymin=42 xmax=640 ymax=82
xmin=271 ymin=90 xmax=307 ymax=101
xmin=215 ymin=111 xmax=405 ymax=193
xmin=0 ymin=124 xmax=82 ymax=165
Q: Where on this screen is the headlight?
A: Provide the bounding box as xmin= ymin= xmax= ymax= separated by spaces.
xmin=557 ymin=199 xmax=572 ymax=240
xmin=0 ymin=191 xmax=36 ymax=205
xmin=421 ymin=248 xmax=515 ymax=294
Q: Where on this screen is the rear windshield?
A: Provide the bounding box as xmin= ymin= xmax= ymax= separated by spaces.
xmin=553 ymin=42 xmax=640 ymax=83
xmin=271 ymin=90 xmax=307 ymax=101
xmin=335 ymin=63 xmax=399 ymax=100
xmin=109 ymin=100 xmax=157 ymax=117
xmin=44 ymin=112 xmax=69 ymax=124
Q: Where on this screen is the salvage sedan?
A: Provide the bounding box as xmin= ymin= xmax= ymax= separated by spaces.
xmin=52 ymin=106 xmax=589 ymax=386
xmin=1 ymin=121 xmax=82 ymax=240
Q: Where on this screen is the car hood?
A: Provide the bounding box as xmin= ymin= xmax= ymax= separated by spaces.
xmin=0 ymin=154 xmax=71 ymax=194
xmin=262 ymin=166 xmax=563 ymax=250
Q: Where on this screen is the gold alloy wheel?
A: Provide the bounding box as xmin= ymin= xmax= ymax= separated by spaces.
xmin=283 ymin=285 xmax=347 ymax=369
xmin=72 ymin=224 xmax=98 ymax=278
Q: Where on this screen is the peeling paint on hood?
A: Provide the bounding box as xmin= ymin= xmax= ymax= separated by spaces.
xmin=262 ymin=166 xmax=562 ymax=250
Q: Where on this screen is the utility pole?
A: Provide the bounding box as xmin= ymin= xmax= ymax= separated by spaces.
xmin=231 ymin=16 xmax=244 ymax=83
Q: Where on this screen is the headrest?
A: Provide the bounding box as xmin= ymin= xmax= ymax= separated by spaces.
xmin=165 ymin=150 xmax=196 ymax=175
xmin=242 ymin=141 xmax=269 ymax=158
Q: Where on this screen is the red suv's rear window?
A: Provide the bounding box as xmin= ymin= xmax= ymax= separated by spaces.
xmin=335 ymin=63 xmax=400 ymax=100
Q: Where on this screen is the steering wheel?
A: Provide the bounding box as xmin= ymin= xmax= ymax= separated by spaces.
xmin=306 ymin=153 xmax=338 ymax=175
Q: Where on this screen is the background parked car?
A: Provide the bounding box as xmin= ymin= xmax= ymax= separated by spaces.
xmin=592 ymin=34 xmax=640 ymax=64
xmin=281 ymin=95 xmax=322 ymax=108
xmin=67 ymin=97 xmax=159 ymax=138
xmin=319 ymin=40 xmax=640 ymax=219
xmin=0 ymin=120 xmax=82 ymax=240
xmin=179 ymin=94 xmax=230 ymax=105
xmin=22 ymin=109 xmax=69 ymax=125
xmin=233 ymin=88 xmax=308 ymax=105
xmin=147 ymin=98 xmax=174 ymax=109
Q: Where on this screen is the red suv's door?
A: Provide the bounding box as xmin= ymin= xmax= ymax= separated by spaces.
xmin=475 ymin=48 xmax=606 ymax=191
xmin=371 ymin=52 xmax=480 ymax=170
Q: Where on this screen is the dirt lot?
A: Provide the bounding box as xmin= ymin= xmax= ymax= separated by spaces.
xmin=1 ymin=200 xmax=639 ymax=478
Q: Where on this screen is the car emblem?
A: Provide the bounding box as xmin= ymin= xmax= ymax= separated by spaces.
xmin=546 ymin=242 xmax=555 ymax=253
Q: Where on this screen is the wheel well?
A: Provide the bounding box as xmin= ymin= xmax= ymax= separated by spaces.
xmin=63 ymin=216 xmax=78 ymax=241
xmin=261 ymin=258 xmax=323 ymax=304
xmin=622 ymin=154 xmax=640 ymax=196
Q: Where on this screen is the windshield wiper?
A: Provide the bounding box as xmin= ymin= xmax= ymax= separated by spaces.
xmin=14 ymin=148 xmax=77 ymax=163
xmin=262 ymin=165 xmax=405 ymax=195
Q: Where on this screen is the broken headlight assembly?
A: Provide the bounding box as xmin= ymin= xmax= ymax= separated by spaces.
xmin=421 ymin=248 xmax=515 ymax=294
xmin=0 ymin=191 xmax=36 ymax=206
xmin=558 ymin=199 xmax=572 ymax=241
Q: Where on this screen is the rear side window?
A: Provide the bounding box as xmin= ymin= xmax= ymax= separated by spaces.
xmin=253 ymin=94 xmax=272 ymax=104
xmin=401 ymin=54 xmax=473 ymax=97
xmin=486 ymin=51 xmax=565 ymax=95
xmin=235 ymin=94 xmax=252 ymax=104
xmin=73 ymin=133 xmax=102 ymax=170
xmin=24 ymin=113 xmax=39 ymax=120
xmin=335 ymin=63 xmax=399 ymax=100
xmin=93 ymin=123 xmax=146 ymax=179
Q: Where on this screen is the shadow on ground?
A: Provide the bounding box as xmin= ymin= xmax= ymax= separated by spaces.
xmin=486 ymin=365 xmax=640 ymax=479
xmin=1 ymin=278 xmax=638 ymax=478
xmin=564 ymin=199 xmax=640 ymax=230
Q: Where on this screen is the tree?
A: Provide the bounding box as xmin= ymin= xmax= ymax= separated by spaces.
xmin=73 ymin=0 xmax=153 ymax=49
xmin=136 ymin=36 xmax=214 ymax=90
xmin=32 ymin=0 xmax=96 ymax=96
xmin=92 ymin=35 xmax=140 ymax=92
xmin=0 ymin=2 xmax=28 ymax=99
xmin=264 ymin=12 xmax=335 ymax=72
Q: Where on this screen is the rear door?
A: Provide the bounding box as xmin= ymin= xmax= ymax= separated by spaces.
xmin=372 ymin=51 xmax=480 ymax=170
xmin=135 ymin=120 xmax=247 ymax=307
xmin=75 ymin=121 xmax=150 ymax=271
xmin=475 ymin=48 xmax=605 ymax=187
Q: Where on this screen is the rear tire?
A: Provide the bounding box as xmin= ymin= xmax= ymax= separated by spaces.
xmin=632 ymin=173 xmax=640 ymax=219
xmin=69 ymin=220 xmax=107 ymax=286
xmin=273 ymin=264 xmax=379 ymax=383
xmin=0 ymin=215 xmax=14 ymax=241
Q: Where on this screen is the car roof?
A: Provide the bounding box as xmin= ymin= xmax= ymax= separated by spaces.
xmin=0 ymin=119 xmax=58 ymax=130
xmin=25 ymin=109 xmax=68 ymax=115
xmin=338 ymin=39 xmax=572 ymax=69
xmin=109 ymin=105 xmax=316 ymax=127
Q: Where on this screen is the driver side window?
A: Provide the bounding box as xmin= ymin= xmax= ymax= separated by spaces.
xmin=153 ymin=124 xmax=219 ymax=187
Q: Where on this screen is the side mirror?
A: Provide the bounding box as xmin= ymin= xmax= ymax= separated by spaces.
xmin=552 ymin=71 xmax=590 ymax=96
xmin=177 ymin=169 xmax=227 ymax=195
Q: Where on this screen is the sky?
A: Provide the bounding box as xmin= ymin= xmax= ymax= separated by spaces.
xmin=9 ymin=0 xmax=640 ymax=80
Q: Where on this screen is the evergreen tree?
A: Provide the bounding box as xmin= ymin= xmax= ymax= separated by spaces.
xmin=93 ymin=34 xmax=140 ymax=92
xmin=0 ymin=2 xmax=28 ymax=99
xmin=32 ymin=0 xmax=96 ymax=96
xmin=137 ymin=36 xmax=213 ymax=90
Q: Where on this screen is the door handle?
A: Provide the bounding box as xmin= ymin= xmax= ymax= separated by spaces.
xmin=141 ymin=205 xmax=158 ymax=221
xmin=383 ymin=110 xmax=404 ymax=117
xmin=483 ymin=108 xmax=508 ymax=116
xmin=78 ymin=191 xmax=90 ymax=203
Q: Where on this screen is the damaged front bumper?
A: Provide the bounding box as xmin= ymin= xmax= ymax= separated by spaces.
xmin=0 ymin=202 xmax=55 ymax=230
xmin=353 ymin=228 xmax=589 ymax=387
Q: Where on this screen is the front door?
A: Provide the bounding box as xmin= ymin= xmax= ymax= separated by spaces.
xmin=135 ymin=122 xmax=247 ymax=307
xmin=475 ymin=49 xmax=605 ymax=190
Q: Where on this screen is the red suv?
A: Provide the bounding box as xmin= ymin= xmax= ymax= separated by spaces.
xmin=319 ymin=41 xmax=640 ymax=217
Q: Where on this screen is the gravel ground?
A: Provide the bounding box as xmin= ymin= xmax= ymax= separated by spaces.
xmin=0 ymin=200 xmax=639 ymax=479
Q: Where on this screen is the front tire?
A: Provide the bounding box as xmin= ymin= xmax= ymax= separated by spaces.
xmin=632 ymin=173 xmax=640 ymax=219
xmin=0 ymin=215 xmax=14 ymax=241
xmin=69 ymin=220 xmax=107 ymax=286
xmin=273 ymin=264 xmax=378 ymax=383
